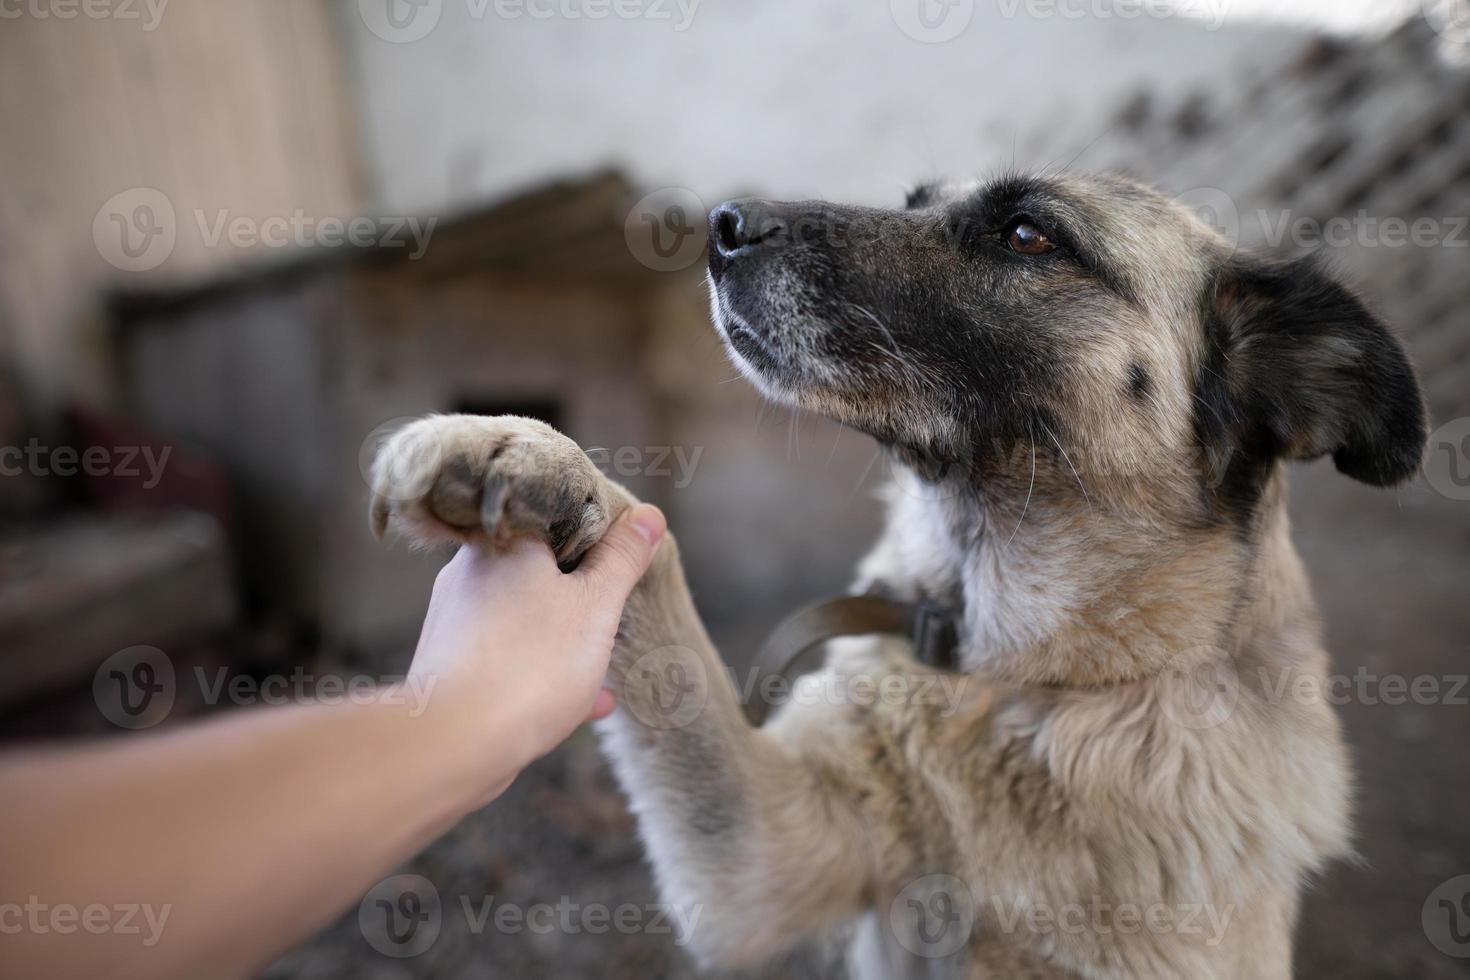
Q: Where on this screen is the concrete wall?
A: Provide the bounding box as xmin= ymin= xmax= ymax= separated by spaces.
xmin=337 ymin=0 xmax=1333 ymax=213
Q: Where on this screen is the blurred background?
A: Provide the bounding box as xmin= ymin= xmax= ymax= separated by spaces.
xmin=1 ymin=1 xmax=1468 ymax=977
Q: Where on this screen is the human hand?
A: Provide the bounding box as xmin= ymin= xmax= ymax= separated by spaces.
xmin=408 ymin=503 xmax=667 ymax=796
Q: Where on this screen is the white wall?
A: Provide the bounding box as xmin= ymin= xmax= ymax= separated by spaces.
xmin=335 ymin=0 xmax=1402 ymax=214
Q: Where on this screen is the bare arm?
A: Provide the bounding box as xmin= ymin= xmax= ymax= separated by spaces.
xmin=0 ymin=506 xmax=665 ymax=980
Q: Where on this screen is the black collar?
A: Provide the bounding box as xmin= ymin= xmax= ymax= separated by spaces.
xmin=744 ymin=594 xmax=960 ymax=726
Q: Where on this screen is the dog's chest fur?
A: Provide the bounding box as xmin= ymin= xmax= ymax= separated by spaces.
xmin=770 ymin=473 xmax=1355 ymax=979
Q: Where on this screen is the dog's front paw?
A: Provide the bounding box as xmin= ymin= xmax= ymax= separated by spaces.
xmin=369 ymin=414 xmax=615 ymax=565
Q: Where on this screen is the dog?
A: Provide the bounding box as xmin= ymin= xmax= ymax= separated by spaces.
xmin=370 ymin=171 xmax=1427 ymax=978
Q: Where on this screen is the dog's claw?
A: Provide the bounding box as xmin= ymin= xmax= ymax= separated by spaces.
xmin=370 ymin=494 xmax=389 ymax=541
xmin=480 ymin=474 xmax=509 ymax=537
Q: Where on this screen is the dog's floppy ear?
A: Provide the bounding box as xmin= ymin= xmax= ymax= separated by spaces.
xmin=1200 ymin=255 xmax=1427 ymax=489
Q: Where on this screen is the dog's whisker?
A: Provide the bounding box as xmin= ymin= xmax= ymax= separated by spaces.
xmin=846 ymin=446 xmax=883 ymax=503
xmin=1005 ymin=434 xmax=1037 ymax=548
xmin=1041 ymin=418 xmax=1093 ymax=511
xmin=850 ymin=303 xmax=898 ymax=351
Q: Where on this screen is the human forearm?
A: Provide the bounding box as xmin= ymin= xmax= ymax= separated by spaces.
xmin=0 ymin=685 xmax=510 ymax=980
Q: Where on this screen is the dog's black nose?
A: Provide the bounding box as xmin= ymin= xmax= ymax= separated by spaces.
xmin=709 ymin=200 xmax=789 ymax=262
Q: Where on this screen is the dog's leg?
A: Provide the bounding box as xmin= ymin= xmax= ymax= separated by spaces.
xmin=370 ymin=415 xmax=895 ymax=967
xmin=594 ymin=531 xmax=922 ymax=967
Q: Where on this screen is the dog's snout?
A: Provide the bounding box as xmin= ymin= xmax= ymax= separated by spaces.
xmin=709 ymin=200 xmax=789 ymax=271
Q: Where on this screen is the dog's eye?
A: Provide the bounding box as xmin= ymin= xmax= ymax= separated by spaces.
xmin=1006 ymin=221 xmax=1056 ymax=256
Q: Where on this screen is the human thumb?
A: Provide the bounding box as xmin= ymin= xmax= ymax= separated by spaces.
xmin=575 ymin=504 xmax=666 ymax=603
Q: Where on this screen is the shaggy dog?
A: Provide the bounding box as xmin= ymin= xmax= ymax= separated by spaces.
xmin=372 ymin=172 xmax=1427 ymax=978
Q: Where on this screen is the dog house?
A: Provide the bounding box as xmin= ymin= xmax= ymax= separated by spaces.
xmin=111 ymin=173 xmax=707 ymax=656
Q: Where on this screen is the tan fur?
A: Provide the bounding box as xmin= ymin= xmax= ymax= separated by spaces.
xmin=370 ymin=411 xmax=1350 ymax=979
xmin=367 ymin=177 xmax=1372 ymax=976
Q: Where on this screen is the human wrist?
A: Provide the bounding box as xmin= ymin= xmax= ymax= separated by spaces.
xmin=410 ymin=668 xmax=542 ymax=810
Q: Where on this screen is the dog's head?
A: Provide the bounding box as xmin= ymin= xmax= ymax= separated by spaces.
xmin=707 ymin=172 xmax=1427 ymax=526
